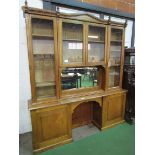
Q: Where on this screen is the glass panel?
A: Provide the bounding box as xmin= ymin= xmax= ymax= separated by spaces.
xmin=61 ymin=67 xmax=99 ymax=90
xmin=32 ymin=18 xmax=56 ymax=98
xmin=111 ymin=28 xmax=122 ymax=41
xmin=32 ymin=18 xmax=53 ymax=36
xmin=109 ymin=28 xmax=123 ymax=66
xmin=88 ymin=26 xmax=105 ymax=63
xmin=108 ymin=66 xmax=120 ymax=88
xmin=109 ymin=42 xmax=121 ymax=66
xmin=62 ymin=22 xmax=83 ymax=64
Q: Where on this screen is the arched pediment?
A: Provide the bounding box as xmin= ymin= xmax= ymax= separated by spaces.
xmin=59 ymin=13 xmax=107 ymax=24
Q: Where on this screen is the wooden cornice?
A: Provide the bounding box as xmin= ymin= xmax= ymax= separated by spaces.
xmin=22 ymin=6 xmax=125 ymax=27
xmin=22 ymin=6 xmax=57 ymax=17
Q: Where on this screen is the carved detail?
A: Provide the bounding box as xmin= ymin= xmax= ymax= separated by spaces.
xmin=25 ymin=0 xmax=28 ymax=7
xmin=124 ymin=19 xmax=128 ymax=28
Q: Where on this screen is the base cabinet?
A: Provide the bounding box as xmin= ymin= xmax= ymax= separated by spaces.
xmin=31 ymin=105 xmax=72 ymax=153
xmin=30 ymin=91 xmax=126 ymax=153
xmin=102 ymin=92 xmax=126 ymax=129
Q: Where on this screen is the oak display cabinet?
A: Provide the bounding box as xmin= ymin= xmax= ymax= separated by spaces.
xmin=23 ymin=5 xmax=127 ymax=153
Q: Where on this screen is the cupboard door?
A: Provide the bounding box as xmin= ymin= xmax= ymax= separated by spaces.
xmin=31 ymin=17 xmax=56 ymax=99
xmin=108 ymin=27 xmax=124 ymax=89
xmin=31 ymin=105 xmax=71 ymax=150
xmin=87 ymin=25 xmax=106 ymax=64
xmin=102 ymin=92 xmax=126 ymax=127
xmin=61 ymin=21 xmax=84 ymax=65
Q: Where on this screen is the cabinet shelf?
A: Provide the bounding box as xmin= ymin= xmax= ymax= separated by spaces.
xmin=33 ymin=53 xmax=53 ymax=55
xmin=110 ymin=50 xmax=121 ymax=52
xmin=36 ymin=81 xmax=55 ymax=87
xmin=63 ymin=39 xmax=83 ymax=42
xmin=111 ymin=40 xmax=122 ymax=43
xmin=109 ymin=64 xmax=120 ymax=67
xmin=32 ymin=34 xmax=54 ymax=39
xmin=88 ymin=40 xmax=104 ymax=44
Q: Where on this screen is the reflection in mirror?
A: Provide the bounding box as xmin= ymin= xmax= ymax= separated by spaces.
xmin=61 ymin=67 xmax=99 ymax=90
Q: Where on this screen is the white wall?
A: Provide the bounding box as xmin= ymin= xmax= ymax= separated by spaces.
xmin=19 ymin=0 xmax=133 ymax=134
xmin=19 ymin=0 xmax=43 ymax=134
xmin=110 ymin=17 xmax=133 ymax=48
xmin=125 ymin=20 xmax=133 ymax=48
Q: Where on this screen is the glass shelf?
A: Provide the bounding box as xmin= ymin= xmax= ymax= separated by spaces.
xmin=62 ymin=22 xmax=83 ymax=64
xmin=108 ymin=66 xmax=120 ymax=88
xmin=108 ymin=28 xmax=123 ymax=88
xmin=62 ymin=22 xmax=83 ymax=40
xmin=88 ymin=40 xmax=105 ymax=43
xmin=110 ymin=40 xmax=122 ymax=44
xmin=32 ymin=18 xmax=53 ymax=36
xmin=36 ymin=81 xmax=55 ymax=87
xmin=36 ymin=86 xmax=56 ymax=99
xmin=32 ymin=18 xmax=56 ymax=98
xmin=88 ymin=25 xmax=105 ymax=42
xmin=32 ymin=34 xmax=54 ymax=39
xmin=111 ymin=28 xmax=122 ymax=41
xmin=32 ymin=39 xmax=54 ymax=55
xmin=109 ymin=28 xmax=122 ymax=66
xmin=88 ymin=43 xmax=104 ymax=62
xmin=63 ymin=39 xmax=83 ymax=42
xmin=88 ymin=25 xmax=105 ymax=63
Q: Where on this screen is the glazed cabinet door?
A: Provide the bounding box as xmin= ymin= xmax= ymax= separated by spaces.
xmin=102 ymin=92 xmax=126 ymax=128
xmin=59 ymin=19 xmax=85 ymax=67
xmin=26 ymin=15 xmax=58 ymax=100
xmin=107 ymin=27 xmax=124 ymax=89
xmin=87 ymin=24 xmax=106 ymax=65
xmin=31 ymin=105 xmax=72 ymax=151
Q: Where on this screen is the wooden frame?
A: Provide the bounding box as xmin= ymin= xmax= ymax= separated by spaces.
xmin=57 ymin=17 xmax=108 ymax=97
xmin=58 ymin=18 xmax=86 ymax=67
xmin=106 ymin=25 xmax=125 ymax=91
xmin=26 ymin=13 xmax=59 ymax=101
xmin=23 ymin=5 xmax=127 ymax=103
xmin=86 ymin=23 xmax=107 ymax=66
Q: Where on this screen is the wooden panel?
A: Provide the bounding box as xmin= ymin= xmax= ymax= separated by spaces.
xmin=31 ymin=105 xmax=71 ymax=150
xmin=102 ymin=92 xmax=126 ymax=129
xmin=92 ymin=102 xmax=102 ymax=127
xmin=39 ymin=108 xmax=68 ymax=141
xmin=72 ymin=101 xmax=102 ymax=128
xmin=107 ymin=95 xmax=122 ymax=120
xmin=72 ymin=102 xmax=93 ymax=128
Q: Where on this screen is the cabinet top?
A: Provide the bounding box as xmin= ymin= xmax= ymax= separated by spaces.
xmin=28 ymin=89 xmax=127 ymax=110
xmin=22 ymin=6 xmax=126 ymax=27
